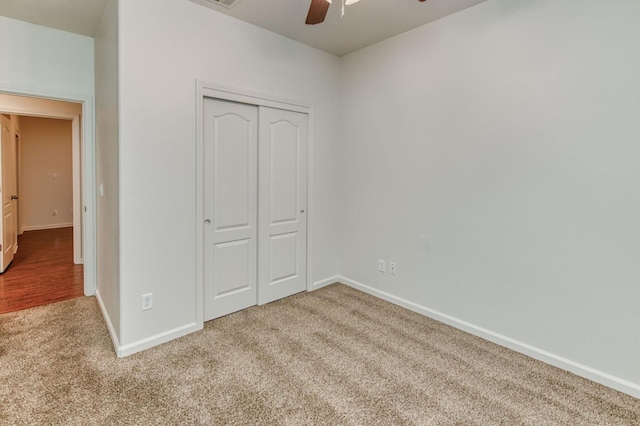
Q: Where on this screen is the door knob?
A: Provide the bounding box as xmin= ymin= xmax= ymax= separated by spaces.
xmin=204 ymin=219 xmax=211 ymax=225
xmin=300 ymin=210 xmax=305 ymax=214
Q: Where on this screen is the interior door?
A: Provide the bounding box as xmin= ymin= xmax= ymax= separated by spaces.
xmin=257 ymin=107 xmax=308 ymax=305
xmin=0 ymin=115 xmax=17 ymax=272
xmin=203 ymin=99 xmax=258 ymax=321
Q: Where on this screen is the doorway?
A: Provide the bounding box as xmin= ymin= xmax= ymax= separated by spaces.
xmin=0 ymin=92 xmax=94 ymax=311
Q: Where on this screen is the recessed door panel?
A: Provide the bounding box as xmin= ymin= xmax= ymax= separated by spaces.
xmin=269 ymin=122 xmax=299 ymax=224
xmin=204 ymin=99 xmax=258 ymax=321
xmin=214 ymin=239 xmax=251 ymax=296
xmin=269 ymin=232 xmax=298 ymax=284
xmin=214 ymin=114 xmax=251 ymax=231
xmin=258 ymin=107 xmax=308 ymax=305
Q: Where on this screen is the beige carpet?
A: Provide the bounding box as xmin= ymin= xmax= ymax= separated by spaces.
xmin=1 ymin=283 xmax=638 ymax=425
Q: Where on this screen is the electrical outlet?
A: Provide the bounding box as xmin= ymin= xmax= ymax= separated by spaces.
xmin=142 ymin=293 xmax=153 ymax=311
xmin=378 ymin=259 xmax=386 ymax=273
xmin=389 ymin=262 xmax=397 ymax=275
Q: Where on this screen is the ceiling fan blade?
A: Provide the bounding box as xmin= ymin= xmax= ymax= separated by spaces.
xmin=306 ymin=0 xmax=330 ymax=25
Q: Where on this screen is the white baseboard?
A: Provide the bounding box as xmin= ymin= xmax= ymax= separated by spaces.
xmin=338 ymin=276 xmax=640 ymax=400
xmin=116 ymin=322 xmax=202 ymax=358
xmin=312 ymin=275 xmax=340 ymax=290
xmin=95 ymin=289 xmax=121 ymax=356
xmin=22 ymin=223 xmax=73 ymax=231
xmin=96 ymin=289 xmax=203 ymax=358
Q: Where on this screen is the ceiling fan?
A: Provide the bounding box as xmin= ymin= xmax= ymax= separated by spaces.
xmin=306 ymin=0 xmax=426 ymax=25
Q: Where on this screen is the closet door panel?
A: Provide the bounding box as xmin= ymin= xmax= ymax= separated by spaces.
xmin=204 ymin=99 xmax=258 ymax=321
xmin=258 ymin=107 xmax=308 ymax=305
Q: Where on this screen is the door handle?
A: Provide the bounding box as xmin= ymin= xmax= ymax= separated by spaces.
xmin=300 ymin=210 xmax=305 ymax=214
xmin=204 ymin=219 xmax=211 ymax=225
xmin=10 ymin=195 xmax=18 ymax=200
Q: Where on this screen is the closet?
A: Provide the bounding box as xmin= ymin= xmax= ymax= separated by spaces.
xmin=203 ymin=98 xmax=308 ymax=321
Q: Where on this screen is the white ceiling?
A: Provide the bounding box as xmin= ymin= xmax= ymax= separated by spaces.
xmin=191 ymin=0 xmax=488 ymax=56
xmin=0 ymin=0 xmax=487 ymax=56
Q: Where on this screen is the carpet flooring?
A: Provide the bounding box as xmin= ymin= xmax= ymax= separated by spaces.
xmin=1 ymin=283 xmax=639 ymax=425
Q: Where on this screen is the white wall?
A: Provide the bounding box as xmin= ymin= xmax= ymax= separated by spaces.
xmin=94 ymin=0 xmax=121 ymax=344
xmin=0 ymin=16 xmax=94 ymax=97
xmin=116 ymin=0 xmax=341 ymax=350
xmin=340 ymin=0 xmax=640 ymax=396
xmin=19 ymin=117 xmax=73 ymax=230
xmin=0 ymin=15 xmax=96 ymax=294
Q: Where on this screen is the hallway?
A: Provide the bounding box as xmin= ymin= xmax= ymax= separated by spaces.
xmin=0 ymin=228 xmax=83 ymax=314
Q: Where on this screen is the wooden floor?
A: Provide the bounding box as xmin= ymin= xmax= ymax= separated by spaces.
xmin=0 ymin=228 xmax=83 ymax=314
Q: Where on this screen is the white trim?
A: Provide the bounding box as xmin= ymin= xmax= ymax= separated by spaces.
xmin=71 ymin=115 xmax=83 ymax=264
xmin=195 ymin=81 xmax=205 ymax=328
xmin=312 ymin=276 xmax=339 ymax=290
xmin=82 ymin=99 xmax=96 ymax=296
xmin=200 ymin=83 xmax=311 ymax=113
xmin=95 ymin=289 xmax=120 ymax=357
xmin=0 ymin=108 xmax=83 ymax=264
xmin=338 ymin=275 xmax=640 ymax=400
xmin=22 ymin=223 xmax=73 ymax=231
xmin=116 ymin=322 xmax=202 ymax=358
xmin=97 ymin=290 xmax=197 ymax=359
xmin=0 ymin=106 xmax=78 ymax=120
xmin=195 ymin=80 xmax=314 ymax=329
xmin=0 ymin=86 xmax=96 ymax=296
xmin=305 ymin=107 xmax=315 ymax=293
xmin=15 ymin=128 xmax=22 ymax=236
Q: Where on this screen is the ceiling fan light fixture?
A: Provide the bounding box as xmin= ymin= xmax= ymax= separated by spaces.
xmin=306 ymin=0 xmax=366 ymax=25
xmin=340 ymin=0 xmax=360 ymax=17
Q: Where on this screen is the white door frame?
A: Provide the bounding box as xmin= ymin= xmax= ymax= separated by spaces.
xmin=14 ymin=124 xmax=21 ymax=237
xmin=0 ymin=87 xmax=96 ymax=296
xmin=196 ymin=80 xmax=315 ymax=327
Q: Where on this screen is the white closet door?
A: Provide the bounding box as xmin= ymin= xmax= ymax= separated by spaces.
xmin=204 ymin=99 xmax=258 ymax=321
xmin=257 ymin=107 xmax=308 ymax=305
